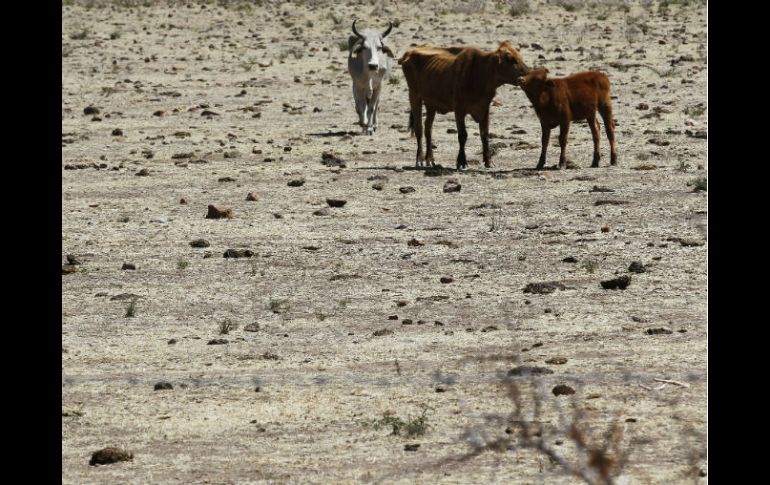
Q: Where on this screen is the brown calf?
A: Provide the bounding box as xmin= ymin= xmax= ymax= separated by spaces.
xmin=518 ymin=68 xmax=617 ymax=169
xmin=399 ymin=42 xmax=530 ymax=170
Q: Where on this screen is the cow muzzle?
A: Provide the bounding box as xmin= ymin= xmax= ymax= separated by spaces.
xmin=368 ymin=63 xmax=379 ymax=71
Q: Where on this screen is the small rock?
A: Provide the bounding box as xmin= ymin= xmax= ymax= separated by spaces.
xmin=625 ymin=418 xmax=637 ymax=423
xmin=190 ymin=239 xmax=210 ymax=248
xmin=223 ymin=249 xmax=254 ymax=258
xmin=321 ymin=151 xmax=346 ymax=168
xmin=402 ymin=319 xmax=413 ymax=325
xmin=443 ymin=178 xmax=461 ymax=193
xmin=388 ymin=315 xmax=399 ymax=320
xmin=396 ymin=300 xmax=408 ymax=307
xmin=407 ymin=238 xmax=424 ymax=247
xmin=562 ymin=256 xmax=578 ymax=263
xmin=246 ymin=192 xmax=258 ymax=201
xmin=628 ymin=261 xmax=647 ymax=273
xmin=154 ymin=381 xmax=173 ymax=391
xmin=218 ymin=176 xmax=236 ymax=182
xmin=121 ymin=263 xmax=136 ymax=270
xmin=180 ymin=198 xmax=187 ymax=204
xmin=201 ymin=110 xmax=219 ymax=117
xmin=167 ymin=339 xmax=177 ymax=344
xmin=313 ymin=207 xmax=331 ymax=216
xmin=523 ymin=281 xmax=566 ymax=295
xmin=589 ymin=186 xmax=614 ymax=193
xmin=62 ymin=264 xmax=78 ymax=274
xmin=435 ymin=386 xmax=446 ymax=393
xmin=135 ymin=168 xmax=150 ymax=176
xmin=648 ymin=138 xmax=670 ymax=146
xmin=404 ymin=444 xmax=420 ymax=452
xmin=645 ymin=328 xmax=673 ymax=335
xmin=207 ymin=338 xmax=229 ymax=345
xmin=552 ymin=384 xmax=575 ymax=396
xmin=600 ymin=275 xmax=631 ymax=290
xmin=206 ymin=205 xmax=233 ymax=219
xmin=636 ymin=103 xmax=649 ymax=110
xmin=480 ymin=325 xmax=497 ymax=332
xmin=84 ymin=106 xmax=100 ymax=115
xmin=243 ymin=323 xmax=260 ymax=332
xmin=545 ymin=357 xmax=568 ymax=365
xmin=594 ymin=199 xmax=628 ymax=206
xmin=440 ymin=276 xmax=454 ymax=284
xmin=373 ymin=328 xmax=393 ymax=336
xmin=372 ymin=182 xmax=384 ymax=190
xmin=508 ymin=366 xmax=554 ymax=377
xmin=288 ymin=178 xmax=306 ymax=187
xmin=326 ymin=198 xmax=347 ymax=208
xmin=111 ymin=128 xmax=123 ymax=136
xmin=89 ymin=447 xmax=133 ymax=466
xmin=399 ymin=186 xmax=416 ymax=194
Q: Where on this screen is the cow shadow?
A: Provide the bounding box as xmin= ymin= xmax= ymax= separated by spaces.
xmin=307 ymin=130 xmax=361 ymax=137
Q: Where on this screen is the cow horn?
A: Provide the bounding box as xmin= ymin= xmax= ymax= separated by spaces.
xmin=381 ymin=21 xmax=393 ymax=38
xmin=352 ymin=19 xmax=363 ymax=39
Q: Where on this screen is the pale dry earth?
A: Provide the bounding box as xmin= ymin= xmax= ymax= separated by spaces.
xmin=62 ymin=1 xmax=707 ymax=483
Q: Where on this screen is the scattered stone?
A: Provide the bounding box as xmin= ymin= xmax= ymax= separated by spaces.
xmin=223 ymin=150 xmax=241 ymax=159
xmin=326 ymin=198 xmax=347 ymax=208
xmin=372 ymin=182 xmax=384 ymax=190
xmin=135 ymin=168 xmax=150 ymax=176
xmin=435 ymin=386 xmax=446 ymax=393
xmin=545 ymin=357 xmax=568 ymax=365
xmin=89 ymin=447 xmax=133 ymax=466
xmin=244 ymin=323 xmax=260 ymax=332
xmin=190 ymin=239 xmax=210 ymax=248
xmin=246 ymin=192 xmax=258 ymax=201
xmin=154 ymin=381 xmax=173 ymax=391
xmin=523 ymin=281 xmax=566 ymax=295
xmin=443 ymin=178 xmax=461 ymax=193
xmin=645 ymin=328 xmax=673 ymax=335
xmin=223 ymin=249 xmax=254 ymax=258
xmin=402 ymin=319 xmax=413 ymax=325
xmin=594 ymin=199 xmax=628 ymax=206
xmin=471 ymin=202 xmax=501 ymax=210
xmin=62 ymin=264 xmax=78 ymax=275
xmin=111 ymin=128 xmax=123 ymax=136
xmin=404 ymin=444 xmax=420 ymax=452
xmin=201 ymin=110 xmax=219 ymax=117
xmin=600 ymin=275 xmax=631 ymax=290
xmin=180 ymin=198 xmax=187 ymax=204
xmin=508 ymin=366 xmax=554 ymax=377
xmin=288 ymin=178 xmax=306 ymax=187
xmin=424 ymin=167 xmax=454 ymax=176
xmin=206 ymin=205 xmax=233 ymax=219
xmin=552 ymin=384 xmax=575 ymax=396
xmin=207 ymin=338 xmax=229 ymax=345
xmin=121 ymin=263 xmax=136 ymax=270
xmin=396 ymin=300 xmax=408 ymax=307
xmin=262 ymin=352 xmax=279 ymax=360
xmin=628 ymin=261 xmax=647 ymax=273
xmin=589 ymin=186 xmax=614 ymax=193
xmin=440 ymin=276 xmax=454 ymax=284
xmin=562 ymin=256 xmax=578 ymax=263
xmin=407 ymin=238 xmax=424 ymax=247
xmin=167 ymin=339 xmax=177 ymax=345
xmin=388 ymin=315 xmax=399 ymax=320
xmin=686 ymin=130 xmax=707 ymax=139
xmin=321 ymin=151 xmax=346 ymax=168
xmin=84 ymin=106 xmax=100 ymax=115
xmin=373 ymin=328 xmax=393 ymax=336
xmin=399 ymin=186 xmax=416 ymax=194
xmin=636 ymin=103 xmax=649 ymax=110
xmin=648 ymin=138 xmax=670 ymax=146
xmin=625 ymin=418 xmax=637 ymax=423
xmin=480 ymin=325 xmax=498 ymax=332
xmin=218 ymin=176 xmax=236 ymax=182
xmin=313 ymin=207 xmax=330 ymax=216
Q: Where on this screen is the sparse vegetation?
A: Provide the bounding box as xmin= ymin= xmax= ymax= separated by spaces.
xmin=124 ymin=300 xmax=137 ymax=318
xmin=581 ymin=259 xmax=599 ymax=274
xmin=374 ymin=407 xmax=430 ymax=437
xmin=509 ymin=0 xmax=532 ymax=16
xmin=676 ymin=160 xmax=691 ymax=172
xmin=268 ymin=299 xmax=290 ymax=314
xmin=488 ymin=210 xmax=506 ymax=233
xmin=691 ymin=177 xmax=707 ymax=192
xmin=337 ymin=39 xmax=349 ymax=51
xmin=388 ymin=74 xmax=401 ymax=85
xmin=219 ymin=319 xmax=236 ymax=335
xmin=177 ymin=260 xmax=189 ymax=270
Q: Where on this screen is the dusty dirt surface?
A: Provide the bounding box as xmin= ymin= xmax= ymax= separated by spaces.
xmin=62 ymin=1 xmax=707 ymax=483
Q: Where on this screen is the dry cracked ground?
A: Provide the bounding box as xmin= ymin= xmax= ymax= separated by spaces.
xmin=62 ymin=1 xmax=707 ymax=483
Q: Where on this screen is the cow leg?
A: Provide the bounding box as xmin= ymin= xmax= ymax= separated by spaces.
xmin=599 ymin=102 xmax=618 ymax=165
xmin=536 ymin=124 xmax=550 ymax=170
xmin=558 ymin=121 xmax=570 ymax=169
xmin=479 ymin=109 xmax=494 ymax=168
xmin=425 ymin=108 xmax=436 ymax=167
xmin=368 ymin=85 xmax=381 ymax=135
xmin=410 ymin=93 xmax=424 ymax=165
xmin=589 ymin=115 xmax=601 ymax=168
xmin=455 ymin=111 xmax=468 ymax=170
xmin=353 ymin=85 xmax=367 ymax=130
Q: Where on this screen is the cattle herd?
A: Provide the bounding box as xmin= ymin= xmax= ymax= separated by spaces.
xmin=348 ymin=21 xmax=617 ymax=171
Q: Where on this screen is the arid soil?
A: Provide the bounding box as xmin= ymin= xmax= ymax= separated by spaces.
xmin=62 ymin=1 xmax=707 ymax=483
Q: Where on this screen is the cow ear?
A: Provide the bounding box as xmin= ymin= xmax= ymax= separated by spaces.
xmin=348 ymin=35 xmax=359 ymax=51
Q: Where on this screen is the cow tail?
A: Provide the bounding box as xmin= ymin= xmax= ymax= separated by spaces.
xmin=408 ymin=110 xmax=415 ymax=137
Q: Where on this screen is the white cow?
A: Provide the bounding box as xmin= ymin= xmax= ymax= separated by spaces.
xmin=347 ymin=20 xmax=394 ymax=135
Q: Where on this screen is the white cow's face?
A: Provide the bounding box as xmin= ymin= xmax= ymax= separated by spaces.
xmin=351 ymin=35 xmax=392 ymax=72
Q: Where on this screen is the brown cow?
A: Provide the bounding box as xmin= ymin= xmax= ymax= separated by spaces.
xmin=518 ymin=68 xmax=617 ymax=169
xmin=399 ymin=42 xmax=530 ymax=170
